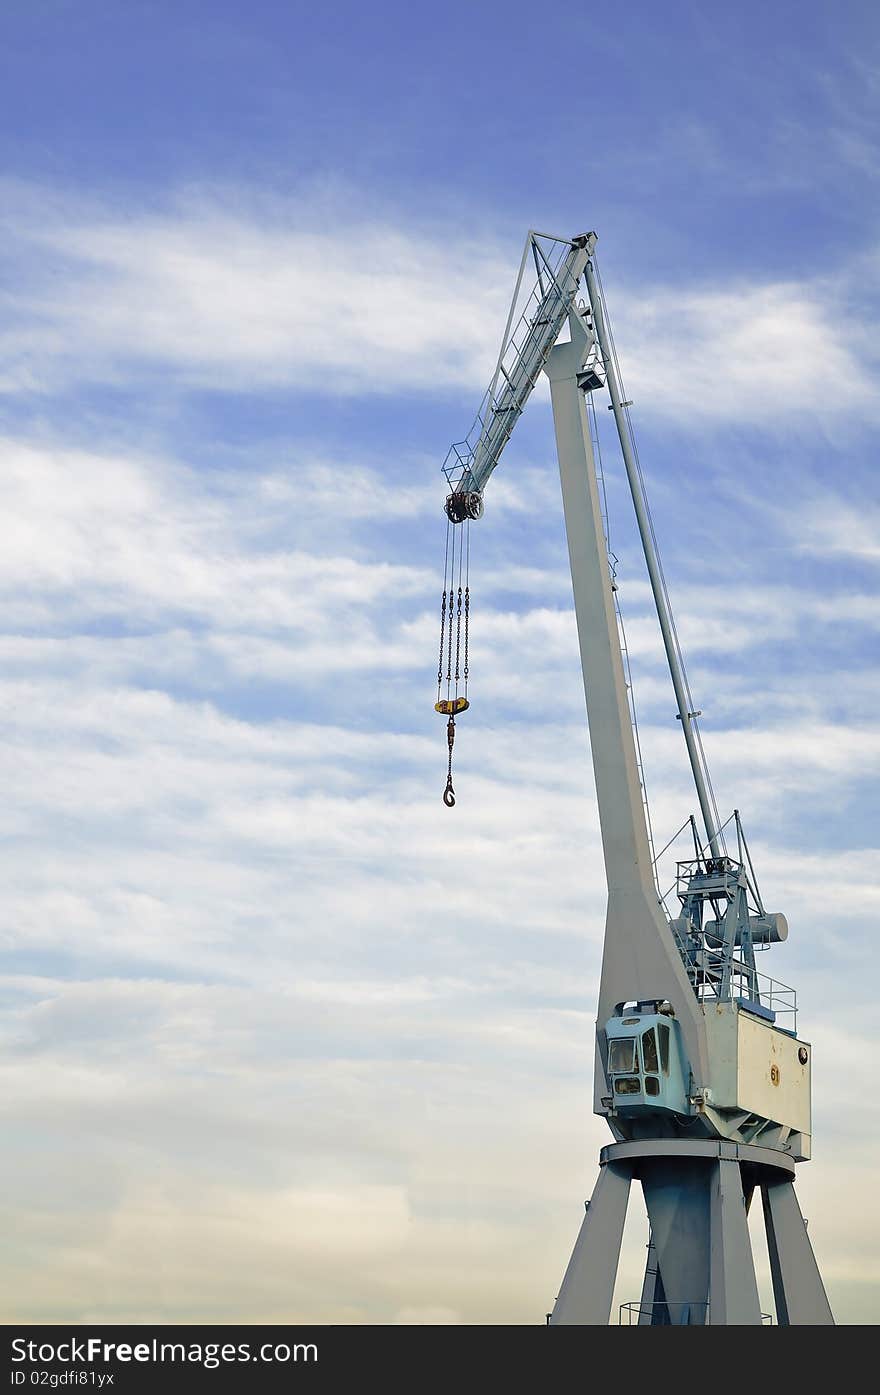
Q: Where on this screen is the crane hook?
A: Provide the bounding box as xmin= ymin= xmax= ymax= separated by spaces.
xmin=442 ymin=714 xmax=457 ymax=808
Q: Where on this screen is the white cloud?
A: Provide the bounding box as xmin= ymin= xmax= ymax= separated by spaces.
xmin=788 ymin=495 xmax=880 ymax=564
xmin=1 ymin=180 xmax=878 ymax=431
xmin=0 ymin=437 xmax=432 ymax=643
xmin=606 ymin=274 xmax=880 ymax=427
xmin=0 ymin=183 xmax=508 ymax=398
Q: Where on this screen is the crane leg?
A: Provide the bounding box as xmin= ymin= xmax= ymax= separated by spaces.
xmin=708 ymin=1159 xmax=762 ymax=1324
xmin=548 ymin=1162 xmax=630 ymax=1325
xmin=761 ymin=1180 xmax=834 ymax=1325
xmin=640 ymin=1159 xmax=710 ymax=1323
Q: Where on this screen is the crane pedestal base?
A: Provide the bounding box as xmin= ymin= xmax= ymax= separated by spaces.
xmin=548 ymin=1140 xmax=833 ymax=1326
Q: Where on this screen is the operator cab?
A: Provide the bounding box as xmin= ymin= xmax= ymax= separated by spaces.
xmin=604 ymin=1001 xmax=689 ymax=1118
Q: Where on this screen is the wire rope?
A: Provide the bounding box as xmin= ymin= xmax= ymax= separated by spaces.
xmin=593 ymin=256 xmax=726 ymax=854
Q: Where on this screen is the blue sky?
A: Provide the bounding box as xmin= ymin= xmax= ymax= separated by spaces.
xmin=1 ymin=0 xmax=878 ymax=1323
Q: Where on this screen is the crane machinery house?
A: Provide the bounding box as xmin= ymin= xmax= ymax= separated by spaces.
xmin=432 ymin=230 xmax=831 ymax=1327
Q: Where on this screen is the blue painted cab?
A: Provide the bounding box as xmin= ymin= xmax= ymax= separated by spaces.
xmin=604 ymin=1003 xmax=689 ymax=1118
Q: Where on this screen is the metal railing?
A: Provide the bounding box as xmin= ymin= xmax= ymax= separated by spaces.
xmin=443 ymin=234 xmax=585 ymax=497
xmin=669 ymin=855 xmax=797 ymax=1029
xmin=619 ymin=1300 xmax=772 ymax=1325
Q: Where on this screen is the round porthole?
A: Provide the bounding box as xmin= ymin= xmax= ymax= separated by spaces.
xmin=798 ymin=1046 xmax=808 ymax=1065
xmin=770 ymin=1064 xmax=780 ymax=1086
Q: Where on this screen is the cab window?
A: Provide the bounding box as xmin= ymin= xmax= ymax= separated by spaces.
xmin=608 ymin=1039 xmax=637 ymax=1073
xmin=642 ymin=1028 xmax=659 ymax=1074
xmin=657 ymin=1023 xmax=670 ymax=1074
xmin=615 ymin=1078 xmax=641 ymax=1095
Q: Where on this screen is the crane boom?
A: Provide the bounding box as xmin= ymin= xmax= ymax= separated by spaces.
xmin=443 ymin=232 xmax=593 ymax=516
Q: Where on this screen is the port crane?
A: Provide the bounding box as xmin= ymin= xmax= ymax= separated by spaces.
xmin=435 ymin=231 xmax=833 ymax=1325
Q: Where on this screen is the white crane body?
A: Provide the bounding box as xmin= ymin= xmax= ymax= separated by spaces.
xmin=436 ymin=230 xmax=833 ymax=1324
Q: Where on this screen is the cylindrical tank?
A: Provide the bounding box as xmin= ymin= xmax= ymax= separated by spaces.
xmin=702 ymin=911 xmax=789 ymax=946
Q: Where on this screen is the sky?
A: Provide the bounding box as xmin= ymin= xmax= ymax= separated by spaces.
xmin=0 ymin=0 xmax=878 ymax=1325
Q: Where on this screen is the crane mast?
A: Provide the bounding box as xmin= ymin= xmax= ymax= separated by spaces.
xmin=436 ymin=230 xmax=833 ymax=1325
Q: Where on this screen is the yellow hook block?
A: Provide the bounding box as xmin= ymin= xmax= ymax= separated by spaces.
xmin=434 ymin=698 xmax=469 ymax=716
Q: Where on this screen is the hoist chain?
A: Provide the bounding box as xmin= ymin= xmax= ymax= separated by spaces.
xmin=454 ymin=586 xmax=463 ymax=686
xmin=446 ymin=571 xmax=454 ymax=685
xmin=437 ymin=589 xmax=447 ymax=695
xmin=463 ymin=586 xmax=469 ymax=694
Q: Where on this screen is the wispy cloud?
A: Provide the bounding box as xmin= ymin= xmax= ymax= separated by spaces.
xmin=0 ymin=182 xmax=508 ymax=398
xmin=787 ymin=495 xmax=880 ymax=564
xmin=2 ymin=181 xmax=879 ymax=432
xmin=606 ymin=273 xmax=880 ymax=428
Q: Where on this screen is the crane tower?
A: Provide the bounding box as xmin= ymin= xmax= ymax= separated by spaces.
xmin=435 ymin=231 xmax=833 ymax=1326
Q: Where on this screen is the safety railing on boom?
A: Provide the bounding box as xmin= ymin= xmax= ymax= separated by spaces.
xmin=443 ymin=232 xmax=592 ymax=498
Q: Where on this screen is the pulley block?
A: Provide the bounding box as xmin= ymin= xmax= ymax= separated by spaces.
xmin=444 ymin=491 xmax=484 ymax=523
xmin=434 ymin=698 xmax=469 ymax=716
